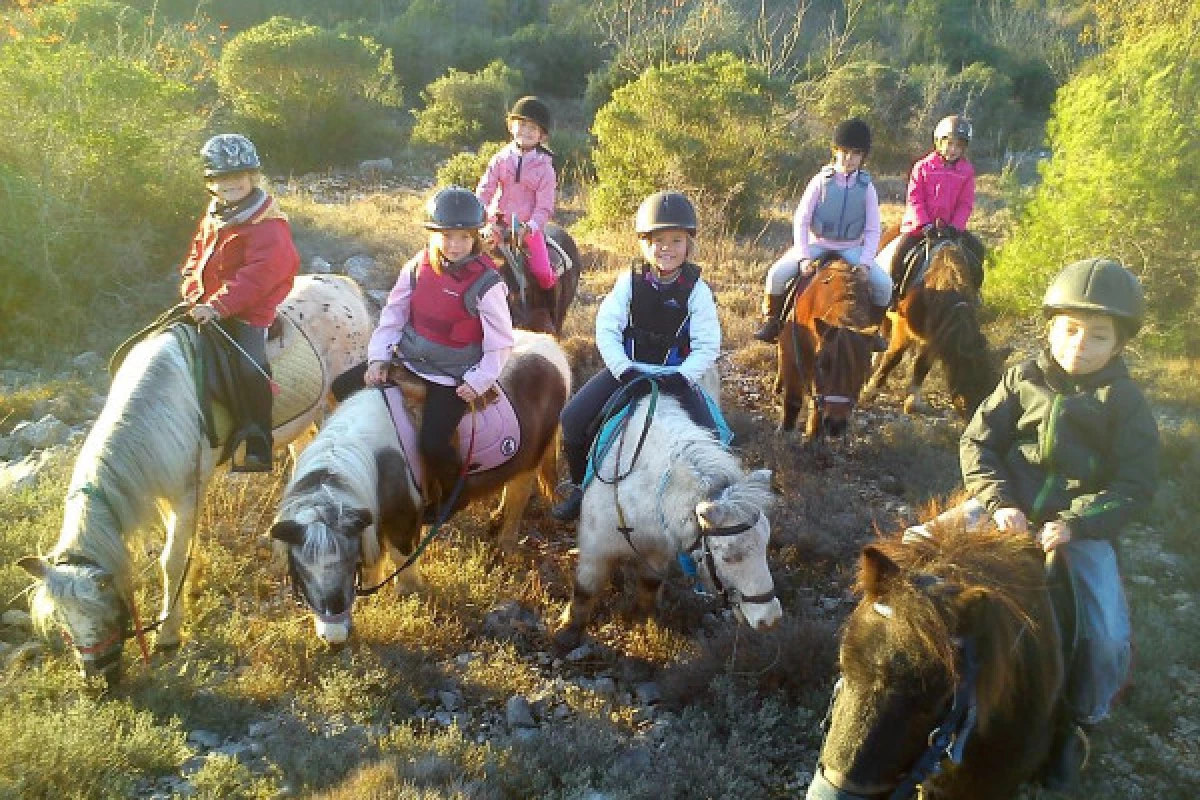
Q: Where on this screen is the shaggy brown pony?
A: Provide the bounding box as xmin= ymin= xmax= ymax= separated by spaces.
xmin=808 ymin=522 xmax=1064 ymax=800
xmin=487 ymin=222 xmax=581 ymax=336
xmin=776 ymin=259 xmax=873 ymax=441
xmin=863 ymin=229 xmax=997 ymax=418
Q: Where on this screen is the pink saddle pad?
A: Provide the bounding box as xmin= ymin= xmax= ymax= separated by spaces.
xmin=383 ymin=385 xmax=522 ymax=494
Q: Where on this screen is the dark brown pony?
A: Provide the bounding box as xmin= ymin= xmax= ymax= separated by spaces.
xmin=776 ymin=259 xmax=874 ymax=440
xmin=487 ymin=222 xmax=581 ymax=336
xmin=807 ymin=523 xmax=1064 ymax=800
xmin=863 ymin=229 xmax=996 ymax=418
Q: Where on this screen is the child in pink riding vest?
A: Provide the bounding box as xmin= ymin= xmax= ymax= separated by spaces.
xmin=182 ymin=133 xmax=299 ymax=472
xmin=365 ymin=187 xmax=515 ymax=509
xmin=475 ymin=95 xmax=557 ymax=290
xmin=889 ymin=115 xmax=985 ymax=297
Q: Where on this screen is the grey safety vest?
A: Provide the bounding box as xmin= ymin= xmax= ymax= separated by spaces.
xmin=810 ymin=166 xmax=872 ymax=241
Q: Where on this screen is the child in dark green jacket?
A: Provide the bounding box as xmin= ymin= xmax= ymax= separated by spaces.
xmin=953 ymin=258 xmax=1158 ymax=790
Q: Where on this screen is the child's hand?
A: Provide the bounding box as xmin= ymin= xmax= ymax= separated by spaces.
xmin=1038 ymin=520 xmax=1073 ymax=552
xmin=190 ymin=304 xmax=220 ymax=324
xmin=364 ymin=360 xmax=390 ymax=386
xmin=992 ymin=507 xmax=1028 ymax=534
xmin=799 ymin=258 xmax=817 ymax=276
xmin=456 ymin=383 xmax=479 ymax=402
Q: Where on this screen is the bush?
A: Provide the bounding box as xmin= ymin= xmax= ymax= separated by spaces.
xmin=505 ymin=16 xmax=607 ymax=97
xmin=380 ymin=0 xmax=511 ymax=96
xmin=588 ymin=53 xmax=784 ymax=233
xmin=410 ymin=61 xmax=522 ymax=151
xmin=217 ymin=17 xmax=402 ymax=172
xmin=905 ymin=61 xmax=1018 ymax=158
xmin=989 ymin=25 xmax=1199 ymax=352
xmin=0 ymin=39 xmax=201 ymax=360
xmin=435 ymin=141 xmax=506 ymax=189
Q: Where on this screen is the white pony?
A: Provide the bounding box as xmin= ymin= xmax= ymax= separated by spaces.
xmin=270 ymin=331 xmax=572 ymax=645
xmin=17 ymin=275 xmax=371 ymax=684
xmin=554 ymin=382 xmax=782 ymax=652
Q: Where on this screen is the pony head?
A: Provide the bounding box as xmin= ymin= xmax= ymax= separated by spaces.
xmin=812 ymin=318 xmax=872 ymax=437
xmin=810 ymin=526 xmax=1051 ymax=799
xmin=693 ymin=468 xmax=781 ymax=631
xmin=19 ymin=556 xmax=129 ymax=685
xmin=270 ymin=502 xmax=373 ymax=645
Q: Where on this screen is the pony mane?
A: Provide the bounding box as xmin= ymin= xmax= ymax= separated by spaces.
xmin=856 ymin=524 xmax=1045 ymax=729
xmin=56 ymin=333 xmax=205 ymax=595
xmin=922 ymin=246 xmax=995 ymax=412
xmin=280 ymin=389 xmax=389 ymax=564
xmin=821 ymin=260 xmax=872 ymax=329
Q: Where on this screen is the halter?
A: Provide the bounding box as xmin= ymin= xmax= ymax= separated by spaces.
xmin=674 ymin=512 xmax=778 ymax=608
xmin=815 ymin=636 xmax=980 ymax=800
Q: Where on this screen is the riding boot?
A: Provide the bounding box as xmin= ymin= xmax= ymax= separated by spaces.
xmin=1043 ymin=722 xmax=1091 ymax=792
xmin=551 ymin=436 xmax=589 ymax=522
xmin=229 ymin=321 xmax=273 ymax=473
xmin=753 ymin=293 xmax=785 ymax=343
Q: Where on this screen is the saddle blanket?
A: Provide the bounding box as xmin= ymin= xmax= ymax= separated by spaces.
xmin=383 ymin=384 xmax=522 ymax=493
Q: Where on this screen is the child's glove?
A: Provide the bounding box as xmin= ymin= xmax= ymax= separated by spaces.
xmin=799 ymin=258 xmax=817 ymax=276
xmin=190 ymin=304 xmax=220 ymax=324
xmin=992 ymin=506 xmax=1029 ymax=534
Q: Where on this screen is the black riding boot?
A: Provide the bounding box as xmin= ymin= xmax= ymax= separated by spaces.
xmin=1043 ymin=722 xmax=1091 ymax=792
xmin=753 ymin=293 xmax=785 ymax=343
xmin=550 ymin=437 xmax=589 ymax=522
xmin=228 ymin=321 xmax=273 ymax=473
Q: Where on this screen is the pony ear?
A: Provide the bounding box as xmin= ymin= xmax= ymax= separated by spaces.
xmin=342 ymin=508 xmax=374 ymax=534
xmin=16 ymin=556 xmax=48 ymax=580
xmin=270 ymin=520 xmax=307 ymax=546
xmin=860 ymin=546 xmax=901 ymax=598
xmin=746 ymin=469 xmax=773 ymax=491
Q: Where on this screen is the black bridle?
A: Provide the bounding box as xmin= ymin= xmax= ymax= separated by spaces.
xmin=814 ymin=637 xmax=980 ymax=799
xmin=674 ymin=514 xmax=778 ymax=608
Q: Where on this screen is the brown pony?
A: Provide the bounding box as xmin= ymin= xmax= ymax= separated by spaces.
xmin=776 ymin=259 xmax=874 ymax=440
xmin=862 ymin=230 xmax=997 ymax=418
xmin=269 ymin=331 xmax=571 ymax=644
xmin=807 ymin=523 xmax=1064 ymax=800
xmin=487 ymin=222 xmax=581 ymax=335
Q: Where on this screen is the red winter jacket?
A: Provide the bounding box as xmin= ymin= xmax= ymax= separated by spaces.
xmin=180 ymin=195 xmax=299 ymax=327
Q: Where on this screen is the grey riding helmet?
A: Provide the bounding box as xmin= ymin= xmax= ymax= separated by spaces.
xmin=1042 ymin=257 xmax=1146 ymax=337
xmin=424 ymin=186 xmax=487 ymax=231
xmin=201 ymin=134 xmax=262 ymax=178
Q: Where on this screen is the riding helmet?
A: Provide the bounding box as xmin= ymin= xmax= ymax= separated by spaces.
xmin=1042 ymin=258 xmax=1146 ymax=337
xmin=424 ymin=186 xmax=486 ymax=231
xmin=635 ymin=191 xmax=698 ymax=236
xmin=934 ymin=115 xmax=973 ymax=144
xmin=201 ymin=134 xmax=262 ymax=178
xmin=507 ymin=96 xmax=551 ymax=133
xmin=832 ymin=118 xmax=872 ymax=154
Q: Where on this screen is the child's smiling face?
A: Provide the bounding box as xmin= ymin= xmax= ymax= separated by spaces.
xmin=639 ymin=229 xmax=690 ymax=277
xmin=1048 ymin=311 xmax=1121 ymax=376
xmin=509 ymin=117 xmax=544 ymax=150
xmin=206 ymin=171 xmax=257 ymax=206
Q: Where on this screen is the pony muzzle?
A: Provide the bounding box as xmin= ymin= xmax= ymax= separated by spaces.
xmin=313 ymin=608 xmax=353 ymax=644
xmin=806 ymin=767 xmax=895 ymax=800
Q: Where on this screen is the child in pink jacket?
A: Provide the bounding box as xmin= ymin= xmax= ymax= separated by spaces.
xmin=475 ymin=96 xmax=557 ymax=290
xmin=888 ymin=115 xmax=985 ymax=297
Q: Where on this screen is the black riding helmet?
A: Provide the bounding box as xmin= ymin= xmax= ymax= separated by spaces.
xmin=635 ymin=191 xmax=698 ymax=236
xmin=507 ymin=96 xmax=551 ymax=133
xmin=1043 ymin=258 xmax=1146 ymax=338
xmin=424 ymin=186 xmax=486 ymax=231
xmin=201 ymin=133 xmax=261 ymax=178
xmin=833 ymin=118 xmax=872 ymax=154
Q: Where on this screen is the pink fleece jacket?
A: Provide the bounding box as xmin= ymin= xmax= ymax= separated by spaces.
xmin=900 ymin=151 xmax=976 ymax=234
xmin=475 ymin=142 xmax=556 ymax=232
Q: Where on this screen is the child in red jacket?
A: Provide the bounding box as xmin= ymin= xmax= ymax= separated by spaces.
xmin=888 ymin=115 xmax=986 ymax=299
xmin=181 ymin=133 xmax=299 ymax=471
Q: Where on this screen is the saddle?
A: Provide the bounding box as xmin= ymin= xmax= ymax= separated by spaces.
xmin=780 ymin=252 xmax=842 ymax=321
xmin=381 ymin=367 xmax=522 ymax=501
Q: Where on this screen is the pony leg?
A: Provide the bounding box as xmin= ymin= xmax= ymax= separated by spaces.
xmin=862 ymin=344 xmax=907 ymax=402
xmin=634 ymin=568 xmax=665 ymax=618
xmin=904 ymin=348 xmax=935 ymax=414
xmin=555 ymin=552 xmax=612 ymax=651
xmin=489 ymin=470 xmax=537 ymax=552
xmin=155 ymin=491 xmax=199 ymax=650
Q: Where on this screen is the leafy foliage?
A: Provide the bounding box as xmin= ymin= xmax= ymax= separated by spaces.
xmin=410 ymin=61 xmax=522 ymax=151
xmin=589 ymin=53 xmax=784 ymax=232
xmin=217 ymin=17 xmax=402 ymax=171
xmin=435 ymin=141 xmax=507 ymax=190
xmin=990 ymin=23 xmax=1200 ymax=352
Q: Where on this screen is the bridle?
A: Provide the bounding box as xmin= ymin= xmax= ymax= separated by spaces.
xmin=675 ymin=512 xmax=778 ymax=608
xmin=814 ymin=636 xmax=981 ymax=799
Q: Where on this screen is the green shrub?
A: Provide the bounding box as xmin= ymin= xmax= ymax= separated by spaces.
xmin=505 ymin=16 xmax=606 ymax=96
xmin=990 ymin=25 xmax=1199 ymax=351
xmin=217 ymin=17 xmax=402 ymax=172
xmin=410 ymin=61 xmax=522 ymax=151
xmin=589 ymin=53 xmax=784 ymax=232
xmin=0 ymin=39 xmax=201 ymax=360
xmin=381 ymin=0 xmax=510 ymax=96
xmin=435 ymin=141 xmax=506 ymax=190
xmin=905 ymin=61 xmax=1018 ymax=158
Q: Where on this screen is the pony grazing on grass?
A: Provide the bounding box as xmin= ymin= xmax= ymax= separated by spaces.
xmin=807 ymin=523 xmax=1064 ymax=800
xmin=17 ymin=275 xmax=371 ymax=685
xmin=863 ymin=232 xmax=997 ymax=417
xmin=776 ymin=259 xmax=874 ymax=442
xmin=269 ymin=330 xmax=570 ymax=645
xmin=554 ymin=385 xmax=780 ymax=652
